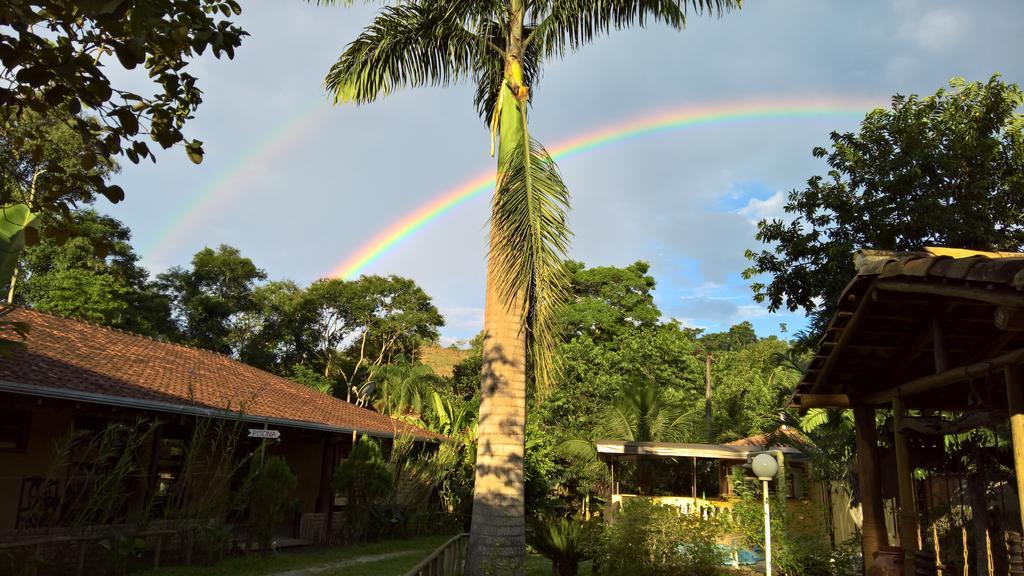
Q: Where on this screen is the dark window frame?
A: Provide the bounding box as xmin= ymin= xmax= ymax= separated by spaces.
xmin=0 ymin=409 xmax=31 ymax=452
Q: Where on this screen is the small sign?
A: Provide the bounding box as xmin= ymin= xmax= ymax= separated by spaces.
xmin=248 ymin=428 xmax=281 ymax=439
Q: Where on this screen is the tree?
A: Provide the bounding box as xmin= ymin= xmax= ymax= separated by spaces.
xmin=242 ymin=455 xmax=297 ymax=552
xmin=156 ymin=245 xmax=266 ymax=354
xmin=15 ymin=209 xmax=174 ymax=336
xmin=288 ymin=363 xmax=335 ymax=395
xmin=698 ymin=321 xmax=757 ymax=353
xmin=598 ymin=379 xmax=702 ymax=445
xmin=745 ymin=76 xmax=1024 ymax=343
xmin=1 ymin=0 xmax=246 ymax=176
xmin=334 ymin=435 xmax=394 ymax=541
xmin=303 ymin=278 xmax=357 ymax=379
xmin=1 ymin=110 xmax=118 ymax=216
xmin=321 ymin=2 xmax=740 ymax=569
xmin=708 ymin=336 xmax=795 ymax=441
xmin=233 ymin=280 xmax=317 ymax=372
xmin=448 ymin=333 xmax=484 ymax=401
xmin=558 ymin=260 xmax=660 ymax=343
xmin=366 ymin=362 xmax=441 ymax=418
xmin=559 ymin=378 xmax=702 ymax=494
xmin=336 ymin=275 xmax=443 ymax=403
xmin=1 ymin=110 xmax=120 ymax=294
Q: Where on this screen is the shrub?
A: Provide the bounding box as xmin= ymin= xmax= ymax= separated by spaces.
xmin=829 ymin=537 xmax=862 ymax=576
xmin=527 ymin=514 xmax=601 ymax=576
xmin=730 ymin=469 xmax=845 ymax=576
xmin=334 ymin=435 xmax=394 ymax=541
xmin=242 ymin=455 xmax=298 ymax=552
xmin=602 ymin=499 xmax=725 ymax=576
xmin=776 ymin=528 xmax=832 ymax=576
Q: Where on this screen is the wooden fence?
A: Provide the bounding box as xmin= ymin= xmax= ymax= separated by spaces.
xmin=403 ymin=533 xmax=469 ymax=576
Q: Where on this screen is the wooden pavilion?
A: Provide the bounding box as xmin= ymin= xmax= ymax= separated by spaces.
xmin=791 ymin=247 xmax=1024 ymax=576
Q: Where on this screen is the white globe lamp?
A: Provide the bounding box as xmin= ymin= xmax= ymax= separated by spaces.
xmin=751 ymin=453 xmax=779 ymax=576
xmin=752 ymin=453 xmax=779 ymax=481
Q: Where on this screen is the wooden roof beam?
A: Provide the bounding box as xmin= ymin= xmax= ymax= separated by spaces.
xmin=875 ymin=279 xmax=1024 ymax=308
xmin=793 ymin=394 xmax=851 ymax=409
xmin=809 ymin=287 xmax=877 ymax=395
xmin=861 ymin=346 xmax=1024 ymax=406
xmin=967 ymin=330 xmax=1019 ymax=364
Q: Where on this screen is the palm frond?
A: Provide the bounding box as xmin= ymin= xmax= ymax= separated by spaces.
xmin=657 ymin=402 xmax=702 ymax=443
xmin=800 ymin=408 xmax=853 ymax=434
xmin=472 ymin=24 xmax=543 ymax=124
xmin=490 ymin=122 xmax=572 ymax=391
xmin=526 ymin=0 xmax=740 ymax=59
xmin=325 ymin=2 xmax=491 ymax=104
xmin=603 ymin=402 xmax=638 ymax=441
xmin=556 ymin=437 xmax=599 ymax=463
xmin=800 ymin=408 xmax=830 ymax=432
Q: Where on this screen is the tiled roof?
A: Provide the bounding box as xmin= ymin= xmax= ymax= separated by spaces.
xmin=793 ymin=247 xmax=1024 ymax=408
xmin=851 ymin=247 xmax=1024 ymax=288
xmin=0 ymin=308 xmax=442 ymax=441
xmin=595 ymin=433 xmax=807 ymax=460
xmin=724 ymin=428 xmax=807 ymax=455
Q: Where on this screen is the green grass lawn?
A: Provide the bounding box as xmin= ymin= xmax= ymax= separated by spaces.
xmin=136 ymin=535 xmax=453 ymax=576
xmin=525 ymin=554 xmax=596 ymax=576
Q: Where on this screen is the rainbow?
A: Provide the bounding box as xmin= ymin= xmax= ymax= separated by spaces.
xmin=328 ymin=97 xmax=879 ymax=279
xmin=142 ymin=102 xmax=330 ymax=264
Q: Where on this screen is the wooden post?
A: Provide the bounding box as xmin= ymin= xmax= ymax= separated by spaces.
xmin=610 ymin=460 xmax=616 ymax=497
xmin=893 ymin=396 xmax=919 ymax=576
xmin=773 ymin=450 xmax=787 ymax=509
xmin=855 ymin=404 xmax=887 ymax=573
xmin=692 ymin=456 xmax=697 ymax=499
xmin=1006 ymin=364 xmax=1024 ymax=534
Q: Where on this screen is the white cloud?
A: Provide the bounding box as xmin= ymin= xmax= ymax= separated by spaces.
xmin=734 ymin=304 xmax=770 ymax=322
xmin=440 ymin=306 xmax=484 ymax=332
xmin=737 ymin=191 xmax=787 ymax=224
xmin=673 ymin=317 xmax=707 ymax=331
xmin=438 ymin=335 xmax=466 ymax=348
xmin=894 ymin=2 xmax=967 ymax=53
xmin=913 ymin=9 xmax=964 ymax=52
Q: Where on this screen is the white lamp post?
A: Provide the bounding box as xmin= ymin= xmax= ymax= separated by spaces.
xmin=752 ymin=453 xmax=779 ymax=576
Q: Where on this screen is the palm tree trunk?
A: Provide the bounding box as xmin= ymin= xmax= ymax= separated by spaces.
xmin=466 ymin=37 xmax=529 ymax=576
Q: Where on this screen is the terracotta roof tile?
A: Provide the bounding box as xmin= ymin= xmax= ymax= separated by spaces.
xmin=724 ymin=428 xmax=807 ymax=452
xmin=0 ymin=308 xmax=442 ymax=441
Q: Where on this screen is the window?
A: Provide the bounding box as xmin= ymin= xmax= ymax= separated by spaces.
xmin=0 ymin=410 xmax=30 ymax=451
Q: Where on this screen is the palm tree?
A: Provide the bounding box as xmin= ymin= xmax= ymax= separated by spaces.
xmin=559 ymin=379 xmax=702 ymax=493
xmin=318 ymin=1 xmax=740 ymax=572
xmin=364 ymin=362 xmax=440 ymax=417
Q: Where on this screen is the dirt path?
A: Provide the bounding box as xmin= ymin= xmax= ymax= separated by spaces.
xmin=269 ymin=550 xmax=418 ymax=576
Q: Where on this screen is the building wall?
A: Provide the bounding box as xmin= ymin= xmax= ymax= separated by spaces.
xmin=0 ymin=393 xmax=350 ymax=536
xmin=0 ymin=394 xmax=78 ymax=531
xmin=267 ymin=428 xmax=328 ymax=514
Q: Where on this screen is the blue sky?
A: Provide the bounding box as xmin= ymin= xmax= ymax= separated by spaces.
xmin=102 ymin=0 xmax=1024 ymax=344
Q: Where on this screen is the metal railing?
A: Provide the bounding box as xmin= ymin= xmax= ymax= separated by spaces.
xmin=404 ymin=533 xmax=469 ymax=576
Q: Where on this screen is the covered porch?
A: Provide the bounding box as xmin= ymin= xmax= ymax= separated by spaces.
xmin=596 ymin=437 xmax=811 ymax=520
xmin=792 ymin=247 xmax=1024 ymax=576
